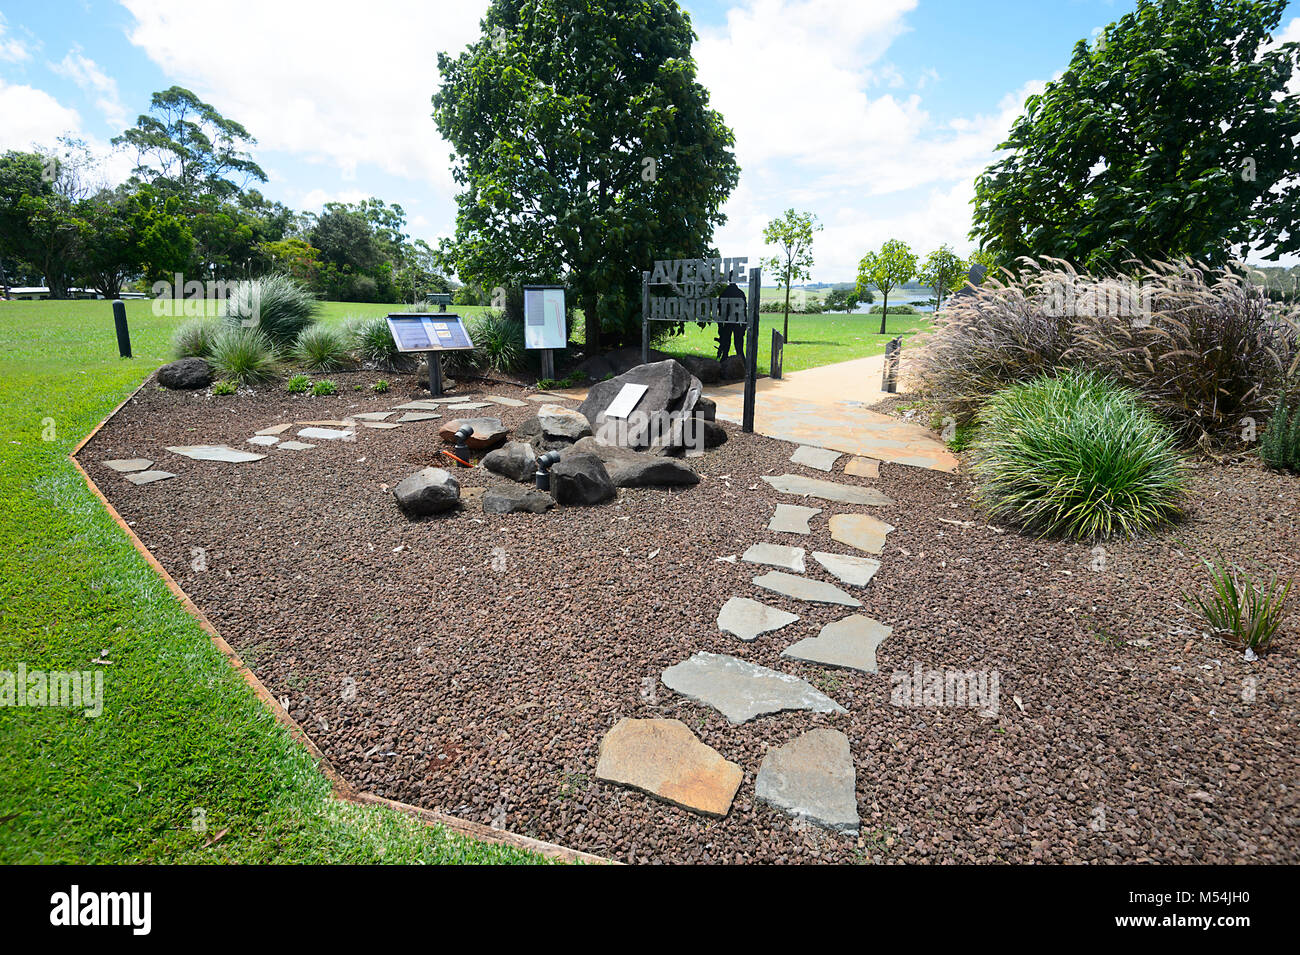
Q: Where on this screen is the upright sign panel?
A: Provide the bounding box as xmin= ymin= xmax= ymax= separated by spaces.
xmin=523 ymin=286 xmax=567 ymax=350
xmin=386 ymin=312 xmax=475 ymax=397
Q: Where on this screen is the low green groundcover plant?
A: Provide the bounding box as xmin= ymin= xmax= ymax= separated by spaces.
xmin=372 ymin=379 xmax=390 ymax=393
xmin=1185 ymin=555 xmax=1293 ymax=652
xmin=1261 ymin=397 xmax=1300 ymax=472
xmin=285 ymin=373 xmax=312 ymax=394
xmin=969 ymin=369 xmax=1186 ymax=540
xmin=209 ymin=327 xmax=278 ymax=385
xmin=211 ymin=380 xmax=237 ymax=396
xmin=310 ymin=379 xmax=338 ymax=397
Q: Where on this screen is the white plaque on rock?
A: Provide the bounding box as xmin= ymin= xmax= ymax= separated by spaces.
xmin=603 ymin=382 xmax=649 ymax=420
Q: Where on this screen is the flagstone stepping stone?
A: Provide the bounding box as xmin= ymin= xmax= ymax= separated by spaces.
xmin=791 ymin=445 xmax=841 ymax=471
xmin=359 ymin=421 xmax=401 ymax=429
xmin=484 ymin=395 xmax=528 ymax=408
xmin=768 ymin=503 xmax=820 ymax=535
xmin=762 ymin=474 xmax=893 ymax=506
xmin=395 ymin=401 xmax=443 ymax=411
xmin=277 ymin=441 xmax=316 ymax=450
xmin=247 ymin=435 xmax=279 ymax=446
xmin=296 ymin=419 xmax=356 ymax=427
xmin=124 ymin=470 xmax=177 ymax=485
xmin=352 ymin=411 xmax=396 ymax=421
xmin=755 ymin=728 xmax=859 ymax=834
xmin=782 ymin=614 xmax=892 ymax=674
xmin=661 ymin=652 xmax=846 ymax=724
xmin=752 ymin=571 xmax=861 ymax=607
xmin=595 ymin=718 xmax=743 ymax=818
xmin=717 ymin=596 xmax=799 ymax=642
xmin=828 ymin=514 xmax=894 ymax=554
xmin=166 ymin=445 xmax=266 ymax=463
xmin=396 ymin=412 xmax=440 ymax=422
xmin=103 ymin=458 xmax=152 ymax=473
xmin=297 ymin=427 xmax=355 ymax=441
xmin=812 ymin=551 xmax=882 ymax=587
xmin=742 ymin=542 xmax=806 ymax=573
xmin=446 ymin=402 xmax=492 ymax=411
xmin=255 ymin=424 xmax=291 ymax=436
xmin=844 ymin=456 xmax=880 ymax=478
xmin=527 ymin=392 xmax=574 ymax=401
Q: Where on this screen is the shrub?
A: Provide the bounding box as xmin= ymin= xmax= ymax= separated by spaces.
xmin=372 ymin=379 xmax=390 ymax=393
xmin=285 ymin=373 xmax=312 ymax=394
xmin=1185 ymin=555 xmax=1293 ymax=652
xmin=171 ymin=317 xmax=222 ymax=359
xmin=868 ymin=303 xmax=917 ymax=314
xmin=469 ymin=310 xmax=525 ymax=373
xmin=293 ymin=324 xmax=352 ymax=372
xmin=311 ymin=379 xmax=338 ymax=396
xmin=222 ymin=273 xmax=320 ymax=348
xmin=1260 ymin=396 xmax=1300 ymax=472
xmin=969 ymin=370 xmax=1186 ymax=540
xmin=209 ymin=327 xmax=278 ymax=385
xmin=349 ymin=315 xmax=415 ymax=371
xmin=212 ymin=380 xmax=237 ymax=396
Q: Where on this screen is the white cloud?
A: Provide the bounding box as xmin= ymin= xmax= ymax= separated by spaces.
xmin=50 ymin=49 xmax=128 ymax=129
xmin=297 ymin=187 xmax=371 ymax=212
xmin=0 ymin=79 xmax=83 ymax=151
xmin=0 ymin=13 xmax=32 ymax=64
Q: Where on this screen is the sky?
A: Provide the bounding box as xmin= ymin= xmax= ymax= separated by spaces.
xmin=1 ymin=0 xmax=1298 ymax=281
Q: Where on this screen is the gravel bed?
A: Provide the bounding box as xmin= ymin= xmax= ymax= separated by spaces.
xmin=82 ymin=369 xmax=1300 ymax=863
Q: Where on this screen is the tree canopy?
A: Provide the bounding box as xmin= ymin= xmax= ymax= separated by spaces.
xmin=762 ymin=209 xmax=822 ymax=341
xmin=856 ymin=239 xmax=917 ymax=334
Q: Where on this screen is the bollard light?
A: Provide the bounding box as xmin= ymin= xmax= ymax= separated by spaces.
xmin=535 ymin=450 xmax=563 ymax=491
xmin=453 ymin=425 xmax=474 ymax=464
xmin=112 ymin=300 xmax=132 ymax=359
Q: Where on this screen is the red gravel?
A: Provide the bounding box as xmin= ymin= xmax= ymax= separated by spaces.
xmin=81 ymin=369 xmax=1300 ymax=863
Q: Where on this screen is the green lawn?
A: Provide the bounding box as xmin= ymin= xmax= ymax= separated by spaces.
xmin=0 ymin=298 xmax=547 ymax=864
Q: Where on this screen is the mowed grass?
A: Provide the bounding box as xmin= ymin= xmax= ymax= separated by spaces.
xmin=0 ymin=298 xmax=548 ymax=864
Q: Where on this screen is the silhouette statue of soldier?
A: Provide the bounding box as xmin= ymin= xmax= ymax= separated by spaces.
xmin=715 ymin=282 xmax=746 ymax=363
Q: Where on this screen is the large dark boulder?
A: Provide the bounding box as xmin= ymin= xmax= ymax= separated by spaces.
xmin=720 ymin=354 xmax=747 ymax=381
xmin=549 ymin=453 xmax=616 ymax=506
xmin=393 ymin=467 xmax=460 ymax=517
xmin=564 ymin=436 xmax=700 ymax=488
xmin=483 ymin=485 xmax=554 ymax=514
xmin=679 ymin=355 xmax=722 ymax=385
xmin=158 ymin=357 xmax=212 ymax=390
xmin=482 ymin=441 xmax=537 ymax=482
xmin=578 ymin=359 xmax=703 ymax=452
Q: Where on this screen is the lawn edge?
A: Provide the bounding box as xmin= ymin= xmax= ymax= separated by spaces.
xmin=70 ymin=369 xmax=615 ymax=867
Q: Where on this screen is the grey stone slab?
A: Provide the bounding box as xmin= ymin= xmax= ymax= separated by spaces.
xmin=791 ymin=445 xmax=841 ymax=472
xmin=396 ymin=412 xmax=440 ymax=422
xmin=124 ymin=469 xmax=177 ymax=485
xmin=484 ymin=395 xmax=528 ymax=408
xmin=394 ymin=401 xmax=443 ymax=411
xmin=768 ymin=503 xmax=820 ymax=535
xmin=761 ymin=474 xmax=893 ymax=506
xmin=277 ymin=441 xmax=316 ymax=450
xmin=844 ymin=456 xmax=880 ymax=478
xmin=352 ymin=411 xmax=396 ymax=421
xmin=661 ymin=651 xmax=847 ymax=724
xmin=717 ymin=596 xmax=799 ymax=642
xmin=742 ymin=542 xmax=806 ymax=573
xmin=247 ymin=435 xmax=279 ymax=446
xmin=166 ymin=445 xmax=266 ymax=463
xmin=359 ymin=421 xmax=401 ymax=429
xmin=296 ymin=427 xmax=355 ymax=441
xmin=753 ymin=571 xmax=861 ymax=607
xmin=446 ymin=402 xmax=492 ymax=411
xmin=755 ymin=729 xmax=859 ymax=834
xmin=527 ymin=392 xmax=574 ymax=402
xmin=828 ymin=514 xmax=894 ymax=554
xmin=811 ymin=551 xmax=883 ymax=587
xmin=103 ymin=458 xmax=152 ymax=473
xmin=782 ymin=614 xmax=892 ymax=674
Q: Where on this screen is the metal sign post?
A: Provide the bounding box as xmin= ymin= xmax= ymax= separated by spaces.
xmin=743 ymin=266 xmax=760 ymax=433
xmin=428 ymin=352 xmax=444 ymax=396
xmin=641 ymin=270 xmax=651 ymax=365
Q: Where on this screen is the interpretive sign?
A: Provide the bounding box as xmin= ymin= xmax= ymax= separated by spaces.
xmin=523 ymin=286 xmax=567 ymax=350
xmin=386 ymin=313 xmax=475 ymax=353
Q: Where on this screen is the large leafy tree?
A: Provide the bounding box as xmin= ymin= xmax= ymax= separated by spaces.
xmin=762 ymin=209 xmax=822 ymax=342
xmin=433 ymin=0 xmax=739 ymax=347
xmin=918 ymin=244 xmax=966 ymax=311
xmin=856 ymin=239 xmax=917 ymax=334
xmin=971 ymin=0 xmax=1300 ymax=271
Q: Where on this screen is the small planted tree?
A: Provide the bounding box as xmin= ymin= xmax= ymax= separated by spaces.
xmin=856 ymin=239 xmax=917 ymax=334
xmin=919 ymin=244 xmax=966 ymax=312
xmin=762 ymin=209 xmax=822 ymax=342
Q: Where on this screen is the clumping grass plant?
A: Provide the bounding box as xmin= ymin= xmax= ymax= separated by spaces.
xmin=170 ymin=317 xmax=223 ymax=359
xmin=208 ymin=326 xmax=278 ymax=385
xmin=222 ymin=273 xmax=320 ymax=349
xmin=969 ymin=369 xmax=1186 ymax=540
xmin=1261 ymin=396 xmax=1300 ymax=472
xmin=293 ymin=324 xmax=352 ymax=372
xmin=349 ymin=315 xmax=415 ymax=371
xmin=1185 ymin=555 xmax=1293 ymax=652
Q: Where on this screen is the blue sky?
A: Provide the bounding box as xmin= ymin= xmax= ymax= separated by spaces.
xmin=2 ymin=0 xmax=1297 ymax=279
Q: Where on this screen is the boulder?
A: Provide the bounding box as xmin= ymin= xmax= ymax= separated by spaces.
xmin=694 ymin=395 xmax=717 ymax=422
xmin=537 ymin=404 xmax=592 ymax=441
xmin=572 ymin=353 xmax=615 ymax=382
xmin=393 ymin=467 xmax=460 ymax=516
xmin=549 ymin=452 xmax=616 ymax=506
xmin=679 ymin=355 xmax=722 ymax=385
xmin=703 ymin=420 xmax=728 ymax=448
xmin=720 ymin=354 xmax=747 ymax=381
xmin=483 ymin=485 xmax=555 ymax=514
xmin=157 ymin=357 xmax=212 ymax=390
xmin=564 ymin=436 xmax=699 ymax=488
xmin=579 ymin=359 xmax=703 ymax=452
xmin=438 ymin=417 xmax=508 ymax=450
xmin=481 ymin=441 xmax=537 ymax=482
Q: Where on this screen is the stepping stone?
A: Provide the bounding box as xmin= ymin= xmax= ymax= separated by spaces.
xmin=255 ymin=424 xmax=291 ymax=436
xmin=595 ymin=718 xmax=742 ymax=818
xmin=396 ymin=412 xmax=440 ymax=423
xmin=296 ymin=419 xmax=356 ymax=427
xmin=395 ymin=401 xmax=442 ymax=411
xmin=352 ymin=411 xmax=395 ymax=421
xmin=753 ymin=571 xmax=861 ymax=607
xmin=845 ymin=456 xmax=880 ymax=478
xmin=762 ymin=474 xmax=893 ymax=506
xmin=484 ymin=395 xmax=528 ymax=408
xmin=755 ymin=728 xmax=859 ymax=834
xmin=247 ymin=435 xmax=279 ymax=446
xmin=791 ymin=445 xmax=841 ymax=472
xmin=661 ymin=652 xmax=846 ymax=724
xmin=782 ymin=614 xmax=892 ymax=674
xmin=278 ymin=441 xmax=316 ymax=450
xmin=166 ymin=445 xmax=266 ymax=463
xmin=828 ymin=514 xmax=894 ymax=554
xmin=812 ymin=551 xmax=882 ymax=587
xmin=768 ymin=503 xmax=820 ymax=535
xmin=742 ymin=542 xmax=806 ymax=573
xmin=103 ymin=458 xmax=152 ymax=473
xmin=358 ymin=421 xmax=401 ymax=429
xmin=527 ymin=393 xmax=573 ymax=402
xmin=446 ymin=402 xmax=492 ymax=411
xmin=297 ymin=427 xmax=355 ymax=441
xmin=717 ymin=596 xmax=799 ymax=642
xmin=124 ymin=470 xmax=177 ymax=485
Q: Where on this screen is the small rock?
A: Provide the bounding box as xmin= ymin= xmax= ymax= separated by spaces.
xmin=157 ymin=357 xmax=212 ymax=390
xmin=537 ymin=404 xmax=593 ymax=440
xmin=438 ymin=417 xmax=508 ymax=450
xmin=482 ymin=485 xmax=555 ymax=514
xmin=549 ymin=453 xmax=616 ymax=506
xmin=482 ymin=441 xmax=538 ymax=482
xmin=393 ymin=467 xmax=461 ymax=517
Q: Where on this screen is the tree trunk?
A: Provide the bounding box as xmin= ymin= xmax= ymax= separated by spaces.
xmin=782 ymin=280 xmax=791 ymax=342
xmin=583 ymin=290 xmax=601 ymax=354
xmin=879 ymin=291 xmax=888 ymax=336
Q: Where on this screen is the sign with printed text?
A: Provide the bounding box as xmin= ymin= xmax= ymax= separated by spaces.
xmin=523 ymin=286 xmax=567 ymax=349
xmin=386 ymin=313 xmax=475 ymax=352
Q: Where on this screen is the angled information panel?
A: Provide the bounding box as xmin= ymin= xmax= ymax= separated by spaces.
xmin=523 ymin=286 xmax=566 ymax=350
xmin=386 ymin=313 xmax=475 ymax=352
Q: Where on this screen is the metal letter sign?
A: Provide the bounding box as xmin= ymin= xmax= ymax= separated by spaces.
xmin=642 ymin=255 xmax=760 ymax=433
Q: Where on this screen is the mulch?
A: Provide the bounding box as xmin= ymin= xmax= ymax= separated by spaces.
xmin=80 ymin=368 xmax=1300 ymax=863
